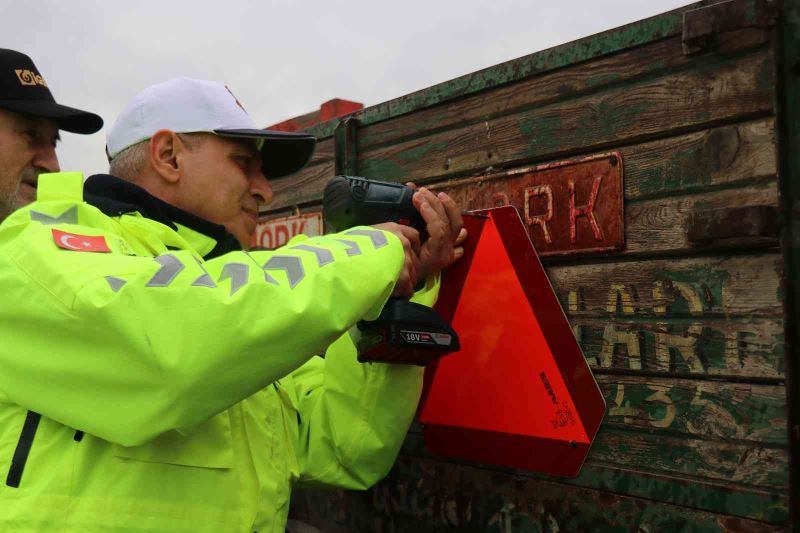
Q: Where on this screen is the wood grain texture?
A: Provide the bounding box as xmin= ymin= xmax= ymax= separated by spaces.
xmin=290 ymin=455 xmax=787 ymax=532
xmin=358 ymin=49 xmax=774 ymax=184
xmin=547 ymin=253 xmax=783 ymax=318
xmin=280 ymin=7 xmax=789 ymax=530
xmin=437 ymin=178 xmax=779 ymax=258
xmin=574 ymin=317 xmax=784 ymax=379
xmin=267 ymin=115 xmax=776 ymax=213
xmin=359 ymin=29 xmax=770 ymax=150
xmin=595 ymin=376 xmax=786 ymax=445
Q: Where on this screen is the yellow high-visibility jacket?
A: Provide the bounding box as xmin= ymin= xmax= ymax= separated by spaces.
xmin=0 ymin=173 xmax=435 ymax=532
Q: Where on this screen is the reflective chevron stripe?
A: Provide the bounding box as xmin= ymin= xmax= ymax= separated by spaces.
xmin=262 ymin=256 xmax=304 ymax=289
xmin=30 ymin=206 xmax=78 ymax=225
xmin=345 ymin=229 xmax=388 ymax=248
xmin=145 ymin=254 xmax=184 ymax=287
xmin=291 ymin=244 xmax=334 ymax=266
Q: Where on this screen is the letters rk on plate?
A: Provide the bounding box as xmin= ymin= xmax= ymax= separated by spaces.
xmin=439 ymin=153 xmax=624 ymax=256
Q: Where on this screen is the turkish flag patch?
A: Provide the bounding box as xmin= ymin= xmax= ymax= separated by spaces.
xmin=52 ymin=229 xmax=111 ymax=253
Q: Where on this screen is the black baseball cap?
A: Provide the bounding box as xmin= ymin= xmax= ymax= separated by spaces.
xmin=0 ymin=48 xmax=102 ymax=134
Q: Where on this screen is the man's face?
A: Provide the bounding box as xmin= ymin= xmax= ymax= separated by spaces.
xmin=176 ymin=134 xmax=272 ymax=247
xmin=0 ymin=109 xmax=60 ymax=220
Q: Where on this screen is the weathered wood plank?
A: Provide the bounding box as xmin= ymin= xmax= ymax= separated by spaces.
xmin=596 ymin=377 xmax=786 ymax=445
xmin=433 ymin=118 xmax=777 ymax=199
xmin=298 ymin=2 xmax=776 ymax=140
xmin=407 ymin=381 xmax=787 ymax=487
xmin=358 ymin=49 xmax=774 ymax=184
xmin=266 ymin=117 xmax=776 ymax=214
xmin=267 ymin=152 xmax=334 ymax=211
xmin=547 ymin=253 xmax=783 ymax=318
xmin=290 ymin=455 xmax=788 ymax=531
xmin=587 ymin=428 xmax=788 ymax=489
xmin=564 ymin=464 xmax=788 ymax=525
xmin=441 ymin=179 xmax=778 ymax=258
xmin=360 ymin=29 xmax=770 ymax=150
xmin=622 ymin=118 xmax=776 ymax=201
xmin=402 ymin=429 xmax=787 ymax=492
xmin=397 ymin=431 xmax=788 ymax=520
xmin=575 ymin=317 xmax=784 ymax=379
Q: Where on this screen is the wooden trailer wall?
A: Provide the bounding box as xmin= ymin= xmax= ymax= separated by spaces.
xmin=264 ymin=0 xmax=798 ymax=530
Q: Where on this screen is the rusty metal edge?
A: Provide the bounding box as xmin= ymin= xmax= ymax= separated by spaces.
xmin=775 ymin=0 xmax=799 ymax=528
xmin=302 ymin=1 xmax=771 ymax=140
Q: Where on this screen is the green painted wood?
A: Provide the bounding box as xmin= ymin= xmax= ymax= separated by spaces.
xmin=267 ymin=117 xmax=777 ymax=215
xmin=439 ymin=178 xmax=779 ymax=259
xmin=297 ymin=1 xmax=771 ymax=141
xmin=595 ymin=377 xmax=787 ymax=446
xmin=575 ymin=317 xmax=784 ymax=379
xmin=290 ymin=455 xmax=788 ymax=531
xmin=358 ymin=49 xmax=774 ymax=185
xmin=393 ymin=433 xmax=788 ymax=524
xmin=281 ymin=1 xmax=791 ymax=529
xmin=358 ymin=29 xmax=770 ymax=152
xmin=548 ymin=253 xmax=783 ymax=318
xmin=587 ymin=428 xmax=787 ymax=488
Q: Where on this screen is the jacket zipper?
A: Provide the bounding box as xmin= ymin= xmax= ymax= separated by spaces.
xmin=6 ymin=411 xmax=42 ymax=488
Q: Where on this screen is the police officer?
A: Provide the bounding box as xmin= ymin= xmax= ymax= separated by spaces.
xmin=0 ymin=48 xmax=102 ymax=220
xmin=0 ymin=77 xmax=463 ymax=532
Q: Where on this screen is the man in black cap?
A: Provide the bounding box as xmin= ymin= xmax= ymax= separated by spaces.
xmin=0 ymin=48 xmax=102 ymax=220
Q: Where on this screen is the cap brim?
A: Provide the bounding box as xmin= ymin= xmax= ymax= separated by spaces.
xmin=214 ymin=128 xmax=316 ymax=179
xmin=0 ymin=99 xmax=103 ymax=134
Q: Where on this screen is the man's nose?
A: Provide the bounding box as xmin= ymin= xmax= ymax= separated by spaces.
xmin=32 ymin=143 xmax=60 ymax=173
xmin=250 ymin=172 xmax=273 ymax=206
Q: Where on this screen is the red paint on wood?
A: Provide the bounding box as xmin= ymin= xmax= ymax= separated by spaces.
xmin=267 ymin=99 xmax=364 ymax=132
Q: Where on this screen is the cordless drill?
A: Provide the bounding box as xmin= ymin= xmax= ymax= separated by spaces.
xmin=323 ymin=175 xmax=460 ymax=366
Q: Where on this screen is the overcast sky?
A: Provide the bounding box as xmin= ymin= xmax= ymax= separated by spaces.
xmin=4 ymin=0 xmax=689 ymax=176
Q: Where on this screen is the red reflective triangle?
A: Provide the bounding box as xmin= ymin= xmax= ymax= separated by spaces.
xmin=419 ymin=206 xmax=605 ymax=477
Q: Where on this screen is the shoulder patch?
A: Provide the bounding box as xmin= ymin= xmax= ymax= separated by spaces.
xmin=52 ymin=229 xmax=111 ymax=253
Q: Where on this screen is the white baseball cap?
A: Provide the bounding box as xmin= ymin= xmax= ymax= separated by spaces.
xmin=106 ymin=77 xmax=316 ymax=178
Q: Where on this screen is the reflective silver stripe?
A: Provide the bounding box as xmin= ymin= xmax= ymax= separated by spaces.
xmin=191 ymin=258 xmax=217 ymax=288
xmin=105 ymin=276 xmax=127 ymax=293
xmin=30 ymin=206 xmax=78 ymax=225
xmin=220 ymin=263 xmax=249 ymax=296
xmin=192 ymin=273 xmax=216 ymax=288
xmin=263 ymin=256 xmax=304 ymax=289
xmin=345 ymin=229 xmax=388 ymax=249
xmin=145 ymin=254 xmax=184 ymax=287
xmin=291 ymin=244 xmax=334 ymax=266
xmin=334 ymin=239 xmax=362 ymax=256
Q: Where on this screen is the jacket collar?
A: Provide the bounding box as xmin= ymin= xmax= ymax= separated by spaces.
xmin=83 ymin=174 xmax=241 ymax=259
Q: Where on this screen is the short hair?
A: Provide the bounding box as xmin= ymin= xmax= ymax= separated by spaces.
xmin=108 ymin=133 xmax=205 ymax=181
xmin=108 ymin=140 xmax=148 ymax=181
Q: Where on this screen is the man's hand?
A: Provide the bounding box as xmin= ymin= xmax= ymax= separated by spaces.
xmin=372 ymin=222 xmax=422 ymax=298
xmin=410 ymin=185 xmax=467 ymax=282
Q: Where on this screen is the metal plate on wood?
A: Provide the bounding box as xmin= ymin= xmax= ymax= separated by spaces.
xmin=438 ymin=152 xmax=624 ymax=257
xmin=252 ymin=212 xmax=322 ymax=249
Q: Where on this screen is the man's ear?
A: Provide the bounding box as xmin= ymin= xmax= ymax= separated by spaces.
xmin=149 ymin=130 xmax=183 ymax=184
